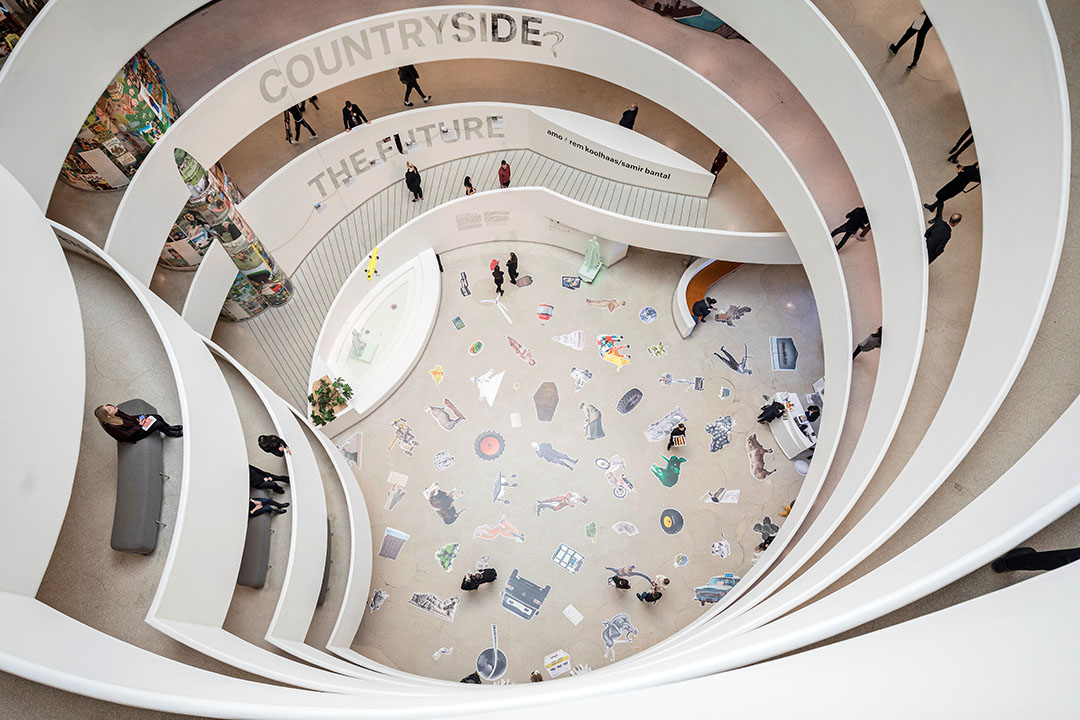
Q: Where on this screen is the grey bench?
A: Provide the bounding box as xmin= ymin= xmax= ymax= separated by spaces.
xmin=238 ymin=505 xmax=273 ymax=589
xmin=110 ymin=399 xmax=164 ymax=554
xmin=317 ymin=519 xmax=332 ymax=607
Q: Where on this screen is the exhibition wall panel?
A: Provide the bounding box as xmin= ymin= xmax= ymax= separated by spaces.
xmin=0 ymin=164 xmax=85 ymax=597
xmin=0 ymin=0 xmax=203 ymax=207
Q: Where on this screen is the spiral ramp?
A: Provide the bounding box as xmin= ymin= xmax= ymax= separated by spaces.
xmin=0 ymin=1 xmax=1076 ymax=717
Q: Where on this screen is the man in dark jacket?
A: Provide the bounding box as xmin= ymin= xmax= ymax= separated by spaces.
xmin=691 ymin=296 xmax=716 ymax=324
xmin=619 ymin=103 xmax=638 ymax=129
xmin=925 ymin=213 xmax=963 ymax=264
xmin=286 ymin=102 xmax=317 ymax=143
xmin=398 ymin=64 xmax=430 ymax=106
xmin=924 ymin=163 xmax=980 ymax=218
xmin=461 ymin=567 xmax=498 ymax=591
xmin=831 ymin=206 xmax=871 ymax=250
xmin=342 ymin=100 xmax=368 ymax=131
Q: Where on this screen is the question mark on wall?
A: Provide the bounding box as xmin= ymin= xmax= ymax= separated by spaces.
xmin=542 ymin=31 xmax=565 ymax=58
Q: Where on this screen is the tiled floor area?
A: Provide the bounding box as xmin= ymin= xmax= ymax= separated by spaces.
xmin=339 ymin=243 xmax=823 ymax=680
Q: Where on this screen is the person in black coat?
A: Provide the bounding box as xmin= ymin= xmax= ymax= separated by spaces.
xmin=925 ymin=213 xmax=962 ymax=264
xmin=398 ymin=64 xmax=430 ymax=106
xmin=492 ymin=262 xmax=505 ymax=296
xmin=889 ymin=11 xmax=933 ymax=70
xmin=608 ymin=575 xmax=631 ymax=590
xmin=405 ymin=162 xmax=423 ymax=201
xmin=506 ymin=252 xmax=519 ymax=284
xmin=461 ymin=567 xmax=498 ymax=591
xmin=924 ymin=163 xmax=979 ymax=218
xmin=757 ymin=401 xmax=785 ymax=424
xmin=667 ymin=423 xmax=686 ymax=450
xmin=258 ymin=434 xmax=289 ymax=457
xmin=95 ymin=404 xmax=182 ymax=442
xmin=691 ymin=297 xmax=716 ymax=324
xmin=947 ymin=126 xmax=973 ymax=164
xmin=831 ymin=206 xmax=871 ymax=250
xmin=342 ymin=100 xmax=368 ymax=131
xmin=249 ymin=465 xmax=290 ymax=494
xmin=619 ymin=103 xmax=638 ymax=129
xmin=991 ymin=546 xmax=1080 ymax=573
xmin=286 ymin=103 xmax=317 ymax=143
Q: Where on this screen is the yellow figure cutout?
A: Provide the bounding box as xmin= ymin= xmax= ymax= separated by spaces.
xmin=366 ymin=246 xmax=379 ymax=281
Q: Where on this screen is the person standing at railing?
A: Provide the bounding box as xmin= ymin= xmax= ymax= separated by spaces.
xmin=619 ymin=103 xmax=639 ymax=129
xmin=498 ymin=160 xmax=512 ymax=188
xmin=342 ymin=100 xmax=368 ymax=131
xmin=405 ymin=162 xmax=423 ymax=202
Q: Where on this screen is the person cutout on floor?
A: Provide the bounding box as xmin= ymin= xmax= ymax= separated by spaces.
xmin=95 ymin=404 xmax=182 ymax=443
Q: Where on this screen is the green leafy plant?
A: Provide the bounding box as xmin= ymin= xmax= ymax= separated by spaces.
xmin=308 ymin=376 xmax=354 ymax=426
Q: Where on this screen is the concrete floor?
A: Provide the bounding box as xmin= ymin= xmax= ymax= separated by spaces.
xmin=340 ymin=243 xmax=822 ymax=681
xmin=6 ymin=0 xmax=1080 ymax=715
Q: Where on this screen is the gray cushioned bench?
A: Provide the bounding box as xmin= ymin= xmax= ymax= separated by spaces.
xmin=238 ymin=504 xmax=273 ymax=589
xmin=110 ymin=398 xmax=164 ymax=554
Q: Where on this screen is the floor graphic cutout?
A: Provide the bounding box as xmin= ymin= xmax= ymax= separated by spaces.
xmin=561 ymin=276 xmax=581 ymax=290
xmin=701 ymin=487 xmax=740 ymax=505
xmin=510 ymin=412 xmax=522 ymax=428
xmin=537 ymin=303 xmax=554 ymax=324
xmin=584 ymin=520 xmax=598 ymax=543
xmin=514 ymin=274 xmax=534 ymax=287
xmin=770 ymin=336 xmax=799 ymax=371
xmin=651 ymin=454 xmax=687 ymax=487
xmin=754 ymin=516 xmax=779 ymax=544
xmin=601 ymin=613 xmax=639 ymax=661
xmin=605 ymin=564 xmax=652 ymax=583
xmin=368 ymin=588 xmax=388 ymax=613
xmin=714 ymin=344 xmax=753 ymax=375
xmin=639 ymin=306 xmax=657 ymax=323
xmin=475 ymin=430 xmax=506 ymax=461
xmin=648 ymin=341 xmax=668 ymax=358
xmin=537 ymin=491 xmax=588 ymax=516
xmin=644 ymin=407 xmax=688 ymax=443
xmin=501 ymin=569 xmax=550 ymax=620
xmin=545 ymin=649 xmax=572 ymax=677
xmin=562 ymin=606 xmax=583 ymax=626
xmin=660 ymin=508 xmax=684 ymax=535
xmin=435 ymin=543 xmax=460 ymax=572
xmin=674 ymin=554 xmax=689 ymax=568
xmin=432 ymin=647 xmax=453 ymax=661
xmin=694 ymin=573 xmax=740 ymax=606
xmin=471 ymin=368 xmax=505 ymax=407
xmin=580 ymin=402 xmax=606 ymax=440
xmin=597 ymin=333 xmax=631 ymax=371
xmin=552 ymin=330 xmax=585 ymax=350
xmin=433 ymin=449 xmax=455 ymax=471
xmin=746 ymin=433 xmax=776 ymax=480
xmin=452 ymin=316 xmax=466 ymax=331
xmin=467 ymin=339 xmax=483 ymax=354
xmin=492 ymin=471 xmax=518 ymax=504
xmin=552 ymin=543 xmax=585 ymax=573
xmin=617 ymin=388 xmax=643 ymax=414
xmin=429 ymin=365 xmax=445 ymax=385
xmin=460 ymin=272 xmax=470 ymax=297
xmin=586 ymin=298 xmax=627 ymax=313
xmin=612 ymin=521 xmax=639 ymax=536
xmin=507 ymin=335 xmax=537 ymax=365
xmin=711 ymin=533 xmax=731 ymax=558
xmin=715 ymin=304 xmax=751 ymax=327
xmin=340 ymin=431 xmax=362 ymax=469
xmin=570 ymin=366 xmax=593 ymax=392
xmin=408 ymin=592 xmax=459 ymax=622
xmin=704 ymin=415 xmax=734 ymax=452
xmin=474 ymin=515 xmax=527 ymax=543
xmin=476 ymin=624 xmax=508 ymax=681
xmin=424 ymin=481 xmax=465 ymax=524
xmin=658 ymin=373 xmax=704 ymax=391
xmin=533 ymin=442 xmax=577 ymax=470
xmin=378 ymin=527 xmax=409 ymax=559
xmin=425 ymin=398 xmax=466 ymax=431
xmin=385 ymin=471 xmax=408 ymax=511
xmin=387 ymin=418 xmax=419 ymax=456
xmin=533 ymin=382 xmax=560 ymax=421
xmin=595 ymin=455 xmax=634 ymax=499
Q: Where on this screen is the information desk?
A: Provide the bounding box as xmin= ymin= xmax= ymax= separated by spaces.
xmin=768 ymin=391 xmax=817 ymax=459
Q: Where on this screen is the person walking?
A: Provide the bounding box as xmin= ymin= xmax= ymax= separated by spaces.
xmin=711 ymin=148 xmax=728 ymax=176
xmin=405 ymin=162 xmax=423 ymax=202
xmin=249 ymin=497 xmax=289 ymax=518
xmin=667 ymin=423 xmax=686 ymax=450
xmin=498 ymin=160 xmax=512 ymax=188
xmin=608 ymin=575 xmax=631 ymax=590
xmin=619 ymin=103 xmax=638 ymax=129
xmin=991 ymin=546 xmax=1080 ymax=573
xmin=691 ymin=296 xmax=716 ymax=324
xmin=248 ymin=465 xmax=290 ymax=495
xmin=258 ymin=434 xmax=290 ymax=457
xmin=95 ymin=404 xmax=182 ymax=442
xmin=491 ymin=260 xmax=504 ymax=296
xmin=852 ymin=327 xmax=882 ymax=359
xmin=947 ymin=126 xmax=974 ymax=164
xmin=460 ymin=567 xmax=498 ymax=590
xmin=889 ymin=11 xmax=934 ymax=70
xmin=506 ymin=252 xmax=519 ymax=285
xmin=342 ymin=100 xmax=368 ymax=131
xmin=636 ymin=586 xmax=663 ymax=604
xmin=925 ymin=213 xmax=963 ymax=264
xmin=831 ymin=206 xmax=871 ymax=250
xmin=924 ymin=163 xmax=980 ymax=218
xmin=287 ymin=103 xmax=317 ymax=143
xmin=398 ymin=64 xmax=431 ymax=106
xmin=464 ymin=176 xmax=476 ymax=196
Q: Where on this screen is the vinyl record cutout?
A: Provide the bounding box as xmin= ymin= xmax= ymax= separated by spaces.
xmin=660 ymin=508 xmax=684 ymax=535
xmin=475 ymin=430 xmax=506 ymax=461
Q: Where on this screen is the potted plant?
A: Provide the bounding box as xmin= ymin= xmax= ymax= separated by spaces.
xmin=308 ymin=375 xmax=353 ymax=426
